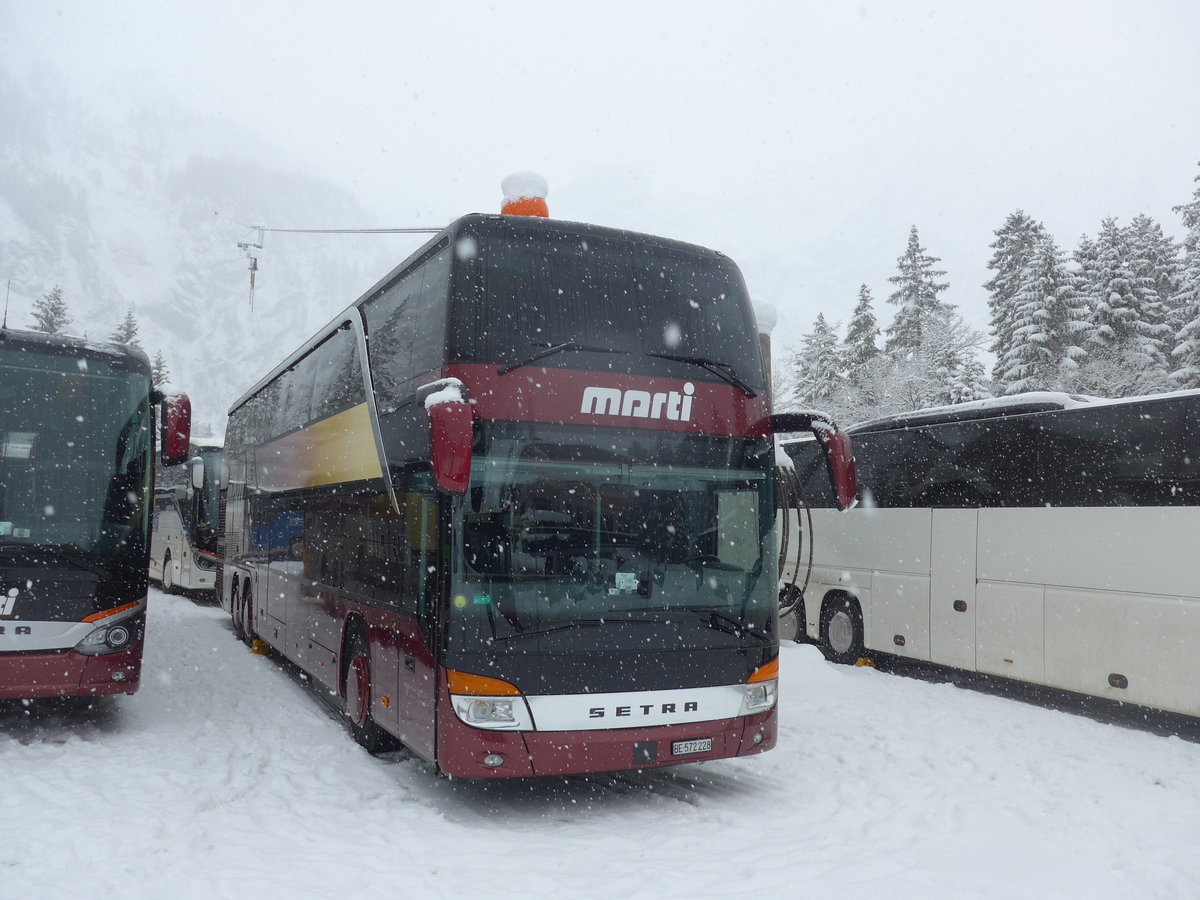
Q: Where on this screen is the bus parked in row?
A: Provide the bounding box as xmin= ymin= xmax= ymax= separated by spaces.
xmin=219 ymin=208 xmax=855 ymax=777
xmin=0 ymin=326 xmax=191 ymax=699
xmin=150 ymin=441 xmax=221 ymax=593
xmin=783 ymin=390 xmax=1200 ymax=719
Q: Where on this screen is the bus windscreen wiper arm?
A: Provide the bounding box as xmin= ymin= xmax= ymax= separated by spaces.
xmin=498 ymin=342 xmax=631 ymax=376
xmin=701 ymin=609 xmax=771 ymax=642
xmin=647 ymin=353 xmax=757 ymax=397
xmin=490 ymin=616 xmax=668 ymax=643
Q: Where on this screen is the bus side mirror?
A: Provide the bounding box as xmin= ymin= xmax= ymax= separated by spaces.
xmin=420 ymin=378 xmax=472 ymax=493
xmin=770 ymin=411 xmax=857 ymax=511
xmin=190 ymin=456 xmax=206 ymax=490
xmin=159 ymin=392 xmax=192 ymax=467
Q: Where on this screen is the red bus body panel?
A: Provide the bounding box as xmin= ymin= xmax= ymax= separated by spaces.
xmin=0 ymin=639 xmax=143 ymax=699
xmin=443 ymin=364 xmax=773 ymax=439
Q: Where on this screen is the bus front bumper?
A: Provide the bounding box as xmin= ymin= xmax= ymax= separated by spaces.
xmin=0 ymin=641 xmax=143 ymax=699
xmin=436 ymin=702 xmax=777 ymax=779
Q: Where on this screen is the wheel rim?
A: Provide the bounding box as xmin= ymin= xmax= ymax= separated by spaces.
xmin=242 ymin=590 xmax=253 ymax=636
xmin=828 ymin=610 xmax=854 ymax=655
xmin=163 ymin=558 xmax=173 ymax=589
xmin=347 ymin=653 xmax=370 ymax=728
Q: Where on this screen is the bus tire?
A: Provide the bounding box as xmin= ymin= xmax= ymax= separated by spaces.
xmin=230 ymin=579 xmax=243 ymax=640
xmin=238 ymin=581 xmax=255 ymax=645
xmin=341 ymin=628 xmax=401 ymax=755
xmin=821 ymin=593 xmax=865 ymax=665
xmin=162 ymin=551 xmax=174 ymax=593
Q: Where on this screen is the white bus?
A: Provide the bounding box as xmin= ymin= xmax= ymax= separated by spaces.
xmin=782 ymin=390 xmax=1200 ymax=719
xmin=150 ymin=443 xmax=221 ymax=593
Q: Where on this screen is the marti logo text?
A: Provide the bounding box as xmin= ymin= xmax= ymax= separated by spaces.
xmin=581 ymin=383 xmax=696 ymax=421
xmin=1 ymin=588 xmax=18 ymax=616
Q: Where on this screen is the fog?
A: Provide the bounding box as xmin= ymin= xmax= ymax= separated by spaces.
xmin=3 ymin=0 xmax=1199 ymax=343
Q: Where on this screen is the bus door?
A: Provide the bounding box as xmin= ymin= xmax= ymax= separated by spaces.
xmin=388 ymin=483 xmax=439 ymax=760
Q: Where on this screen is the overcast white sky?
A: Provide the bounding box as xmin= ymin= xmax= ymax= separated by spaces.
xmin=4 ymin=0 xmax=1200 ymax=343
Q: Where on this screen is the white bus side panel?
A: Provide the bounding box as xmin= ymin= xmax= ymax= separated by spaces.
xmin=979 ymin=507 xmax=1200 ymax=714
xmin=977 ymin=508 xmax=1195 ymax=599
xmin=976 ymin=582 xmax=1046 ymax=683
xmin=869 ymin=572 xmax=931 ymax=660
xmin=804 ymin=509 xmax=931 ymax=660
xmin=1045 ymin=589 xmax=1200 ymax=717
xmin=929 ymin=509 xmax=978 ymax=670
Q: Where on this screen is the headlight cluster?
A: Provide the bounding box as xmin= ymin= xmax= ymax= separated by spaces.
xmin=450 ymin=694 xmax=534 ymax=730
xmin=741 ymin=680 xmax=778 ymax=714
xmin=74 ymin=610 xmax=141 ymax=656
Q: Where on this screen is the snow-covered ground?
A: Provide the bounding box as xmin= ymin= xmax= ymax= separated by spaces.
xmin=3 ymin=590 xmax=1199 ymax=899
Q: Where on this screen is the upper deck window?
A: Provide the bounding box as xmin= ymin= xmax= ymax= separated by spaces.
xmin=449 ymin=222 xmax=764 ymax=389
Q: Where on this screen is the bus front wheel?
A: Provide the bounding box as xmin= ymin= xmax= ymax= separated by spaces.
xmin=162 ymin=551 xmax=174 ymax=592
xmin=821 ymin=594 xmax=865 ymax=665
xmin=341 ymin=629 xmax=400 ymax=755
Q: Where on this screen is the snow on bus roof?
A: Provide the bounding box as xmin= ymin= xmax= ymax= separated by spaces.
xmin=845 ymin=388 xmax=1200 ymax=435
xmin=1 ymin=326 xmax=151 ymax=366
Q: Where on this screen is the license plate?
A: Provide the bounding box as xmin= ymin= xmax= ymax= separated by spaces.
xmin=671 ymin=738 xmax=712 ymax=756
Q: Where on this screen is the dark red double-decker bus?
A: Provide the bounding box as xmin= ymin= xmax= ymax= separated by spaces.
xmin=1 ymin=327 xmax=191 ymax=699
xmin=219 ymin=205 xmax=853 ymax=777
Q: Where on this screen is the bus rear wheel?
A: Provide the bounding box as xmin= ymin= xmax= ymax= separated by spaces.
xmin=342 ymin=629 xmax=400 ymax=755
xmin=162 ymin=551 xmax=174 ymax=592
xmin=821 ymin=594 xmax=865 ymax=665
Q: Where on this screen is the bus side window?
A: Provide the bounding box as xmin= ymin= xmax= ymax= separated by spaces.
xmin=364 ymin=266 xmax=425 ymax=413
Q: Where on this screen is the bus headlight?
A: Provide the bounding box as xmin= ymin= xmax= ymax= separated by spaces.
xmin=464 ymin=698 xmax=515 ymax=724
xmin=74 ymin=606 xmax=141 ymax=656
xmin=450 ymin=694 xmax=534 ymax=730
xmin=741 ymin=681 xmax=778 ymax=714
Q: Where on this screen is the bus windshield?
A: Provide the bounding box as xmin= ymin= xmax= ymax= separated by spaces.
xmin=0 ymin=343 xmax=152 ymax=569
xmin=450 ymin=427 xmax=776 ymax=649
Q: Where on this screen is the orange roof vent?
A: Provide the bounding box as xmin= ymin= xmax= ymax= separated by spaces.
xmin=501 ymin=171 xmax=549 ymax=217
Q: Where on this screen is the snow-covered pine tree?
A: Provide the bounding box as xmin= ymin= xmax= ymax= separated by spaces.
xmin=995 ymin=235 xmax=1089 ymax=393
xmin=884 ymin=226 xmax=951 ymax=353
xmin=109 ymin=307 xmax=143 ymax=349
xmin=1084 ymin=217 xmax=1170 ymax=384
xmin=843 ymin=284 xmax=880 ymax=378
xmin=151 ymin=351 xmax=170 ymax=387
xmin=790 ymin=313 xmax=843 ymax=408
xmin=985 ymin=211 xmax=1050 ymax=391
xmin=1125 ymin=213 xmax=1180 ymax=357
xmin=1171 ymin=162 xmax=1200 ymax=387
xmin=920 ymin=308 xmax=989 ymax=405
xmin=30 ymin=285 xmax=72 ymax=335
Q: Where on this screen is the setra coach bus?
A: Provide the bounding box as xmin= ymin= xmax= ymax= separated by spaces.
xmin=219 ymin=192 xmax=855 ymax=777
xmin=1 ymin=326 xmax=191 ymax=699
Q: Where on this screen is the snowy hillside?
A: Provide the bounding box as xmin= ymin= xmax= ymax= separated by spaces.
xmin=0 ymin=67 xmax=411 ymax=431
xmin=3 ymin=591 xmax=1199 ymax=899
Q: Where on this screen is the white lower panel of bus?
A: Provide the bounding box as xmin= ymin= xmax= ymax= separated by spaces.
xmin=526 ymin=683 xmax=767 ymax=731
xmin=0 ymin=620 xmax=94 ymax=652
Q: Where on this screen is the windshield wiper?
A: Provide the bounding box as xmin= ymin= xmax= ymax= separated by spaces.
xmin=699 ymin=609 xmax=771 ymax=642
xmin=498 ymin=342 xmax=631 ymax=376
xmin=490 ymin=616 xmax=668 ymax=643
xmin=0 ymin=543 xmax=112 ymax=580
xmin=646 ymin=352 xmax=757 ymax=397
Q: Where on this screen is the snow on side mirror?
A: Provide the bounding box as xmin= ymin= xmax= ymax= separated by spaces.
xmin=770 ymin=411 xmax=857 ymax=511
xmin=159 ymin=392 xmax=192 ymax=467
xmin=420 ymin=378 xmax=473 ymax=493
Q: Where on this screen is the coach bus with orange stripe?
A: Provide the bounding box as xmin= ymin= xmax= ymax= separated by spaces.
xmin=218 ymin=195 xmax=855 ymax=777
xmin=1 ymin=326 xmax=191 ymax=699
